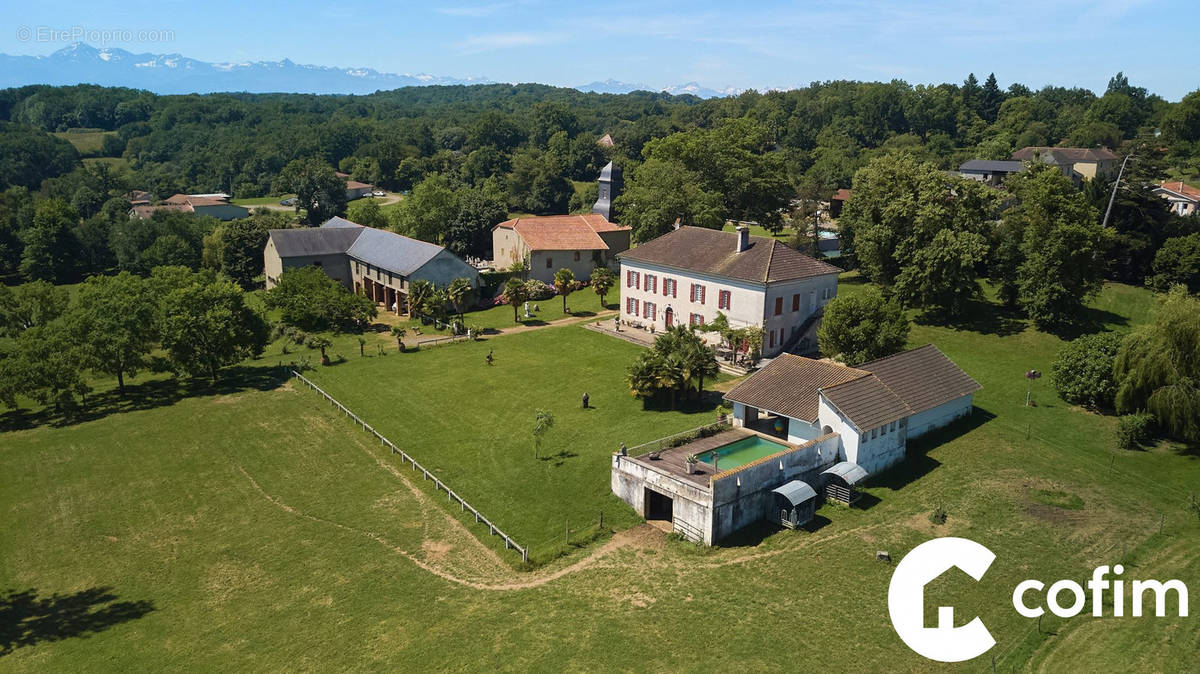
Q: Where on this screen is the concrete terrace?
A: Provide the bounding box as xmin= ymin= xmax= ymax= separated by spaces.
xmin=625 ymin=427 xmax=809 ymax=488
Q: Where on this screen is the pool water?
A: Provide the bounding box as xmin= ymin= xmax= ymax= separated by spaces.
xmin=699 ymin=435 xmax=791 ymax=470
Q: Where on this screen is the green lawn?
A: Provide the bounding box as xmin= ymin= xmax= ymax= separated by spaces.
xmin=2 ymin=279 xmax=1197 ymax=670
xmin=721 ymin=221 xmax=791 ymax=239
xmin=291 ymin=322 xmax=723 ymax=556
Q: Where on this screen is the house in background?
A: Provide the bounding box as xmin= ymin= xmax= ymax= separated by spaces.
xmin=828 ymin=188 xmax=851 ymax=218
xmin=958 ymin=159 xmax=1026 ymax=186
xmin=618 ymin=226 xmax=841 ymax=357
xmin=264 ymin=216 xmax=480 ymax=314
xmin=1153 ymin=181 xmax=1200 ymax=216
xmin=1011 ymin=146 xmax=1119 ymax=182
xmin=611 ymin=343 xmax=980 ymax=544
xmin=335 ymin=172 xmax=375 ymax=201
xmin=130 ymin=193 xmax=249 ymax=221
xmin=492 ymin=214 xmax=631 ymax=283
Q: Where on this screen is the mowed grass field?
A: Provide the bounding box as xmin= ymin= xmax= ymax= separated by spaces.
xmin=51 ymin=129 xmax=116 ymax=157
xmin=2 ymin=279 xmax=1198 ymax=670
xmin=285 ymin=320 xmax=723 ymax=557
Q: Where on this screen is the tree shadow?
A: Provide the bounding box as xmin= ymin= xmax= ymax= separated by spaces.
xmin=914 ymin=299 xmax=1025 ymax=337
xmin=0 ymin=364 xmax=289 ymax=432
xmin=565 ymin=310 xmax=597 ymax=318
xmin=538 ymin=449 xmax=580 ymax=466
xmin=867 ymin=408 xmax=996 ymax=491
xmin=1042 ymin=307 xmax=1130 ymax=341
xmin=0 ymin=587 xmax=156 ymax=656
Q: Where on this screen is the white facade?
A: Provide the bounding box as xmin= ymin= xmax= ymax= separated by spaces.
xmin=618 ymin=260 xmax=837 ymax=357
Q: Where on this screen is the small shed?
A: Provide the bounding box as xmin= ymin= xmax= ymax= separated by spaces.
xmin=770 ymin=480 xmax=818 ymax=529
xmin=821 ymin=461 xmax=868 ymax=505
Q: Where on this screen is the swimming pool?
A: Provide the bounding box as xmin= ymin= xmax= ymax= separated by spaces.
xmin=698 ymin=435 xmax=791 ymax=470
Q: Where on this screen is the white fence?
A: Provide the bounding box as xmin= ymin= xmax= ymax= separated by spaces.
xmin=289 ymin=369 xmax=528 ymax=563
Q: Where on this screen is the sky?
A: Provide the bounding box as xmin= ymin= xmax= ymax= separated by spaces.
xmin=3 ymin=0 xmax=1198 ymax=99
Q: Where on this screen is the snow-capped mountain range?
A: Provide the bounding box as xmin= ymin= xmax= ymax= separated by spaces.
xmin=0 ymin=44 xmax=741 ymax=98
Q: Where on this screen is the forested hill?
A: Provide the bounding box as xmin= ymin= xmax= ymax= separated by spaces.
xmin=2 ymin=73 xmax=1199 ymax=290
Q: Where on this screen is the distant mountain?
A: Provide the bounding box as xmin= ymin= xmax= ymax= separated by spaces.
xmin=574 ymin=78 xmax=742 ymax=99
xmin=0 ymin=43 xmax=494 ymax=95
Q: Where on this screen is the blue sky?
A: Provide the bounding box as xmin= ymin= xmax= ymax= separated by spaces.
xmin=4 ymin=0 xmax=1198 ymax=99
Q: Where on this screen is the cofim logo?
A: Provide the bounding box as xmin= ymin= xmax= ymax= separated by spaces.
xmin=887 ymin=537 xmax=1191 ymax=663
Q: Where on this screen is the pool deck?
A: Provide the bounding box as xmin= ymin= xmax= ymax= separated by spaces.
xmin=629 ymin=428 xmax=799 ymax=488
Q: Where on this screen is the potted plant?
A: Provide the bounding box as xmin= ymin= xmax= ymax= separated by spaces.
xmin=685 ymin=454 xmax=699 ymax=474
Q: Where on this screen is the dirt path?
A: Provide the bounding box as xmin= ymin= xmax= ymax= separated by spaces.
xmin=404 ymin=310 xmax=617 ymax=347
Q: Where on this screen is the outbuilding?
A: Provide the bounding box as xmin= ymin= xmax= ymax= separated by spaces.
xmin=770 ymin=480 xmax=818 ymax=528
xmin=821 ymin=461 xmax=868 ymax=505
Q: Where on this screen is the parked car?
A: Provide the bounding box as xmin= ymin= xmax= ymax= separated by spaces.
xmin=280 ymin=197 xmax=297 ymax=206
xmin=372 ymin=189 xmax=386 ymax=197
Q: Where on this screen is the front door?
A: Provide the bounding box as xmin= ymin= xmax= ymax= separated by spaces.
xmin=664 ymin=307 xmax=674 ymax=328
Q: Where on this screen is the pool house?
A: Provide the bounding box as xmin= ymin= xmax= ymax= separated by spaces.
xmin=611 ymin=344 xmax=980 ymax=544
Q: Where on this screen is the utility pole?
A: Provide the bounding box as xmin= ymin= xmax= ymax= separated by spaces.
xmin=1102 ymin=153 xmax=1135 ymax=228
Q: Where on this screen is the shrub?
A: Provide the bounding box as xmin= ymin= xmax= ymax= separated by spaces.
xmin=928 ymin=505 xmax=947 ymax=525
xmin=1050 ymin=332 xmax=1122 ymax=409
xmin=523 ymin=279 xmax=555 ymax=301
xmin=1116 ymin=412 xmax=1156 ymax=450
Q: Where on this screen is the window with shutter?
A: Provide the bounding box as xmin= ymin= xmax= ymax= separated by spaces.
xmin=792 ymin=294 xmax=800 ymax=311
xmin=775 ymin=297 xmax=783 ymax=315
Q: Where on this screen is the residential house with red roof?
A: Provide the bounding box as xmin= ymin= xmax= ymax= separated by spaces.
xmin=1153 ymin=180 xmax=1200 ymax=217
xmin=492 ymin=213 xmax=631 ymax=283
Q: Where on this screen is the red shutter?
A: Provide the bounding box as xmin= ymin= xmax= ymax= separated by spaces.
xmin=699 ymin=286 xmax=706 ymax=305
xmin=769 ymin=330 xmax=776 ymax=348
xmin=775 ymin=297 xmax=783 ymax=316
xmin=626 ymin=271 xmax=632 ymax=288
xmin=792 ymin=294 xmax=800 ymax=311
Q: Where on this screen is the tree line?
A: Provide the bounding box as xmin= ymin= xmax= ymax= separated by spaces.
xmin=0 ymin=268 xmax=269 ymax=414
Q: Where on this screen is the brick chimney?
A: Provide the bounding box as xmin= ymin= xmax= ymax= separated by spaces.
xmin=736 ymin=225 xmax=750 ymax=253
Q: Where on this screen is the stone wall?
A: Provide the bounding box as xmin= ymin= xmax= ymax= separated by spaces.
xmin=708 ymin=434 xmax=839 ymax=542
xmin=611 ymin=454 xmax=714 ymax=543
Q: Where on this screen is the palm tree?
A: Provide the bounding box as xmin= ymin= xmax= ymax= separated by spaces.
xmin=389 ymin=325 xmax=406 ymax=351
xmin=532 ymin=408 xmax=555 ymax=459
xmin=446 ymin=277 xmax=472 ymax=320
xmin=626 ymin=352 xmax=662 ymax=401
xmin=590 ymin=266 xmax=615 ymax=309
xmin=503 ymin=277 xmax=529 ymax=323
xmin=553 ymin=268 xmax=575 ymax=313
xmin=684 ymin=339 xmax=720 ymax=398
xmin=407 ymin=280 xmax=434 ymax=319
xmin=307 ymin=335 xmax=333 ymax=365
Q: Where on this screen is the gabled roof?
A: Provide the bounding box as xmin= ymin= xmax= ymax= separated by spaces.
xmin=619 ymin=226 xmax=842 ymax=284
xmin=345 ymin=225 xmax=447 ymax=276
xmin=1155 ymin=181 xmax=1200 ymax=202
xmin=959 ymin=159 xmax=1026 ymax=173
xmin=131 ymin=203 xmax=193 ymax=217
xmin=724 ymin=345 xmax=980 ymax=431
xmin=1012 ymin=146 xmax=1118 ymax=162
xmin=832 ymin=188 xmax=852 ymax=202
xmin=268 ymin=225 xmax=364 ymax=257
xmin=857 ymin=344 xmax=982 ymax=416
xmin=821 ymin=374 xmax=912 ymax=431
xmin=725 ymin=354 xmax=868 ymax=423
xmin=495 ymin=214 xmax=629 ymax=251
